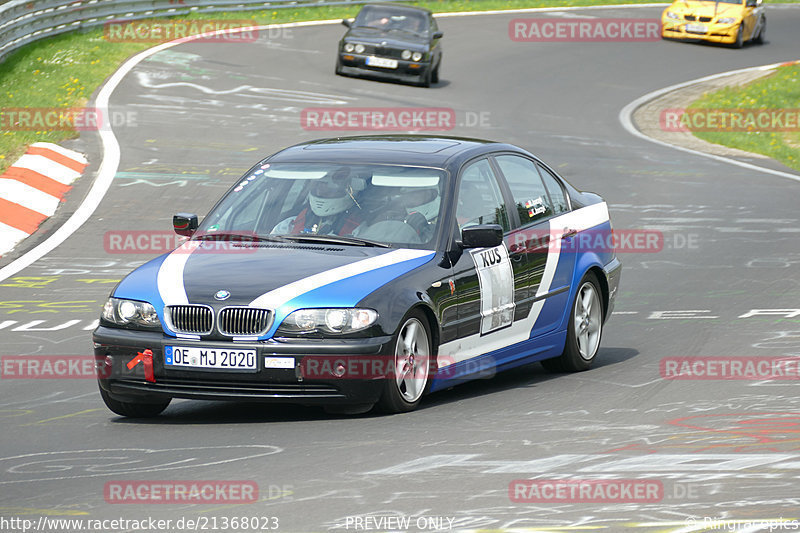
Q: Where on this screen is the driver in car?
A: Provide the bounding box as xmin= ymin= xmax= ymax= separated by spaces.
xmin=271 ymin=168 xmax=365 ymax=236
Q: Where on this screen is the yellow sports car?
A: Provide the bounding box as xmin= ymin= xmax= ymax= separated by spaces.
xmin=661 ymin=0 xmax=766 ymax=47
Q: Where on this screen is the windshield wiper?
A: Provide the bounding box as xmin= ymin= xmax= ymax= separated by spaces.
xmin=278 ymin=234 xmax=391 ymax=248
xmin=193 ymin=232 xmax=287 ymax=243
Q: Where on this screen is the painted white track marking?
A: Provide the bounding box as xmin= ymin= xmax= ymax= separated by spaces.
xmin=619 ymin=62 xmax=800 ymax=184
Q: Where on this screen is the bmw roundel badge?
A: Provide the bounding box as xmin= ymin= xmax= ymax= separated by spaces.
xmin=214 ymin=290 xmax=231 ymax=301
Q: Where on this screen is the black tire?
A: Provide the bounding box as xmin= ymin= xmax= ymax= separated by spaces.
xmin=378 ymin=310 xmax=434 ymax=413
xmin=419 ymin=67 xmax=432 ymax=88
xmin=335 ymin=58 xmax=343 ymax=76
xmin=733 ymin=24 xmax=744 ymax=48
xmin=753 ymin=17 xmax=766 ymax=44
xmin=431 ymin=62 xmax=440 ymax=84
xmin=99 ymin=387 xmax=170 ymax=418
xmin=542 ymin=272 xmax=604 ymax=373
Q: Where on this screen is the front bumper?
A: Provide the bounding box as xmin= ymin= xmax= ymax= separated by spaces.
xmin=93 ymin=326 xmax=393 ymax=406
xmin=661 ymin=20 xmax=740 ymax=43
xmin=338 ymin=53 xmax=431 ymax=81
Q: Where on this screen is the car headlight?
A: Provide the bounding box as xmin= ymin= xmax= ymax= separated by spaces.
xmin=102 ymin=297 xmax=161 ymax=329
xmin=344 ymin=42 xmax=354 ymax=53
xmin=412 ymin=51 xmax=423 ymax=61
xmin=666 ymin=11 xmax=680 ymax=19
xmin=401 ymin=49 xmax=412 ymax=60
xmin=354 ymin=43 xmax=365 ymax=54
xmin=277 ymin=308 xmax=378 ymax=335
xmin=717 ymin=17 xmax=736 ymax=24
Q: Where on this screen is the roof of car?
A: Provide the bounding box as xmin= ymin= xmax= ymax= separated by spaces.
xmin=265 ymin=135 xmax=517 ymax=168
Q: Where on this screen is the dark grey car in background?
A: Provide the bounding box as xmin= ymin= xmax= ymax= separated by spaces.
xmin=336 ymin=3 xmax=443 ymax=87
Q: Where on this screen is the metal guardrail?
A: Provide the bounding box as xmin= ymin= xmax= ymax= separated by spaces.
xmin=0 ymin=0 xmax=375 ymax=61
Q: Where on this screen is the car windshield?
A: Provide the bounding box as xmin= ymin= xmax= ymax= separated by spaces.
xmin=196 ymin=163 xmax=446 ymax=249
xmin=353 ymin=6 xmax=429 ymax=35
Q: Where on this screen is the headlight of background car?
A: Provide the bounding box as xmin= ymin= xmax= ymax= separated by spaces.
xmin=102 ymin=297 xmax=161 ymax=329
xmin=354 ymin=43 xmax=365 ymax=53
xmin=717 ymin=17 xmax=736 ymax=24
xmin=344 ymin=42 xmax=355 ymax=52
xmin=277 ymin=308 xmax=378 ymax=335
xmin=412 ymin=52 xmax=423 ymax=61
xmin=402 ymin=50 xmax=412 ymax=60
xmin=666 ymin=11 xmax=680 ymax=19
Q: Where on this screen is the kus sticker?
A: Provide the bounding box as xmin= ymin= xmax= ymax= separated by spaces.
xmin=469 ymin=244 xmax=515 ymax=335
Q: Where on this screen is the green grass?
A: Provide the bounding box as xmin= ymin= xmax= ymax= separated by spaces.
xmin=688 ymin=63 xmax=800 ymax=171
xmin=2 ymin=0 xmax=800 ymax=173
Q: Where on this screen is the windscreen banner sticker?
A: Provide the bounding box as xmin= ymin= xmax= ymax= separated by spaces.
xmin=470 ymin=244 xmax=515 ymax=335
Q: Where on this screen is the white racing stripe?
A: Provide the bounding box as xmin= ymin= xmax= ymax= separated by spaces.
xmin=156 ymin=242 xmax=201 ymax=306
xmin=439 ymin=202 xmax=609 ymax=366
xmin=249 ymin=249 xmax=434 ymax=310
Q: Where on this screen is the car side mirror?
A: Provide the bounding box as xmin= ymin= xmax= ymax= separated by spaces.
xmin=432 ymin=31 xmax=443 ymax=39
xmin=173 ymin=213 xmax=198 ymax=237
xmin=342 ymin=18 xmax=352 ymax=27
xmin=460 ymin=224 xmax=503 ymax=248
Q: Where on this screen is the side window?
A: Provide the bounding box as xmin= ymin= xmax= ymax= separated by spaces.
xmin=456 ymin=159 xmax=510 ymax=232
xmin=495 ymin=155 xmax=554 ymax=226
xmin=536 ymin=164 xmax=570 ymax=216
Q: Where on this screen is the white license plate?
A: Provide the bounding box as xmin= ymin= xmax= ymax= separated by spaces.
xmin=165 ymin=346 xmax=257 ymax=371
xmin=366 ymin=56 xmax=398 ymax=69
xmin=685 ymin=23 xmax=707 ymax=33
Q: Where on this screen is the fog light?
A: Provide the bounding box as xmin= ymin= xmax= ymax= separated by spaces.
xmin=96 ymin=355 xmax=113 ymax=378
xmin=334 ymin=362 xmax=346 ymax=377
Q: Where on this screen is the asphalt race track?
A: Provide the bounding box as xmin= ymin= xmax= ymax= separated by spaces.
xmin=1 ymin=4 xmax=800 ymax=531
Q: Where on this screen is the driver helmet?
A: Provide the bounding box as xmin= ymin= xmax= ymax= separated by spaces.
xmin=308 ymin=168 xmax=363 ymax=217
xmin=402 ymin=186 xmax=440 ymax=221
